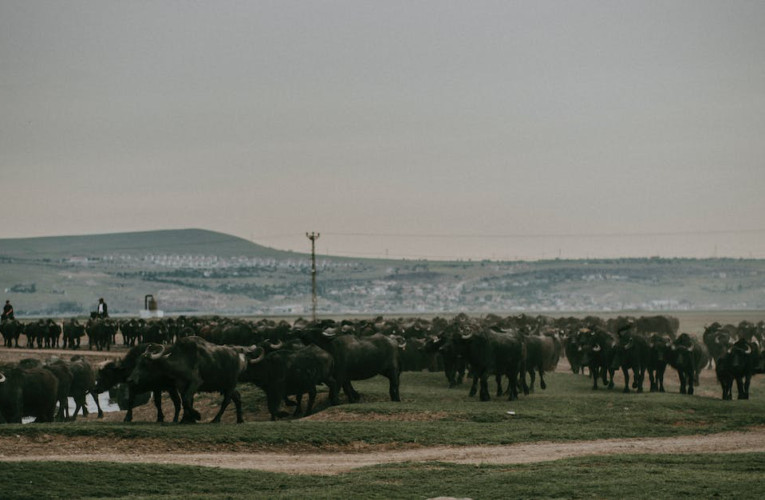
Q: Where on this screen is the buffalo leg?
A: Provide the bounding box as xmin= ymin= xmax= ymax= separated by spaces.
xmin=212 ymin=389 xmax=235 ymax=423
xmin=479 ymin=372 xmax=490 ymax=401
xmin=90 ymin=391 xmax=103 ymax=419
xmin=468 ymin=376 xmax=478 ymax=397
xmin=386 ymin=368 xmax=401 ymax=402
xmin=735 ymin=376 xmax=745 ymax=400
xmin=180 ymin=381 xmax=201 ymax=423
xmin=293 ymin=391 xmax=304 ymax=416
xmin=527 ymin=369 xmax=536 ymax=393
xmin=167 ymin=388 xmax=182 ymax=422
xmin=152 ymin=389 xmax=165 ymax=422
xmin=539 ymin=369 xmax=547 ymax=390
xmin=648 ymin=369 xmax=657 ymax=392
xmin=305 ymin=386 xmax=317 ymax=416
xmin=231 ymin=389 xmax=244 ymax=423
xmin=622 ymin=367 xmax=630 ymax=393
xmin=495 ymin=374 xmax=503 ymax=397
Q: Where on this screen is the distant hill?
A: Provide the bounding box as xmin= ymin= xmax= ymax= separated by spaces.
xmin=1 ymin=229 xmax=765 ymax=317
xmin=0 ymin=229 xmax=299 ymax=259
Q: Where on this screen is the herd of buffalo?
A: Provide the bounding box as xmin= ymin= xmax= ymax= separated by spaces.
xmin=0 ymin=313 xmax=763 ymax=424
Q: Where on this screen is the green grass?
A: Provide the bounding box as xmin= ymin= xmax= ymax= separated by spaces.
xmin=1 ymin=453 xmax=764 ymax=499
xmin=3 ymin=370 xmax=765 ymax=448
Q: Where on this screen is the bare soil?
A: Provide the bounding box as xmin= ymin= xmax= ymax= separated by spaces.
xmin=2 ymin=429 xmax=765 ymax=475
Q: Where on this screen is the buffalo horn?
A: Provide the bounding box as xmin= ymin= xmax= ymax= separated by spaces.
xmin=461 ymin=332 xmax=473 ymax=340
xmin=0 ymin=373 xmax=5 ymax=384
xmin=592 ymin=344 xmax=601 ymax=352
xmin=268 ymin=340 xmax=283 ymax=350
xmin=148 ymin=345 xmax=166 ymax=360
xmin=671 ymin=345 xmax=677 ymax=351
xmin=322 ymin=329 xmax=337 ymax=338
xmin=715 ymin=336 xmax=721 ymax=344
xmin=248 ymin=347 xmax=265 ymax=365
xmin=744 ymin=344 xmax=752 ymax=354
xmin=685 ymin=345 xmax=694 ymax=352
xmin=625 ymin=338 xmax=634 ymax=350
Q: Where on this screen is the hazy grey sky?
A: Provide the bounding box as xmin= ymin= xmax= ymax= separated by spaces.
xmin=2 ymin=1 xmax=764 ymax=260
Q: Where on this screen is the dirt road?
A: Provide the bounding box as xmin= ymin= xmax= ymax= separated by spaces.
xmin=2 ymin=429 xmax=764 ymax=475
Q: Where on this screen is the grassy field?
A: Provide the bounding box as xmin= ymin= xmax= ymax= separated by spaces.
xmin=2 ymin=453 xmax=764 ymax=499
xmin=2 ymin=367 xmax=764 ymax=448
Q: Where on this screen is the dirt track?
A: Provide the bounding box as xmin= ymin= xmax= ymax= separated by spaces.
xmin=2 ymin=429 xmax=765 ymax=475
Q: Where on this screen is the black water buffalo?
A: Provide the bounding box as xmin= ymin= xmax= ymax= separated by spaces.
xmin=63 ymin=319 xmax=86 ymax=349
xmin=610 ymin=332 xmax=650 ymax=393
xmin=399 ymin=337 xmax=438 ymax=372
xmin=524 ymin=334 xmax=560 ymax=392
xmin=423 ymin=333 xmax=465 ymax=387
xmin=18 ymin=358 xmax=73 ymax=422
xmin=95 ymin=344 xmax=182 ymax=423
xmin=24 ymin=320 xmax=47 ymax=348
xmin=715 ymin=338 xmax=760 ymax=400
xmin=44 ymin=320 xmax=62 ymax=348
xmin=647 ymin=333 xmax=673 ymax=392
xmin=0 ymin=367 xmax=58 ymax=423
xmin=119 ymin=319 xmax=142 ymax=346
xmin=86 ymin=318 xmax=115 ymax=351
xmin=703 ymin=323 xmax=736 ymax=369
xmin=68 ymin=355 xmax=104 ymax=420
xmin=0 ymin=319 xmax=22 ymax=348
xmin=608 ymin=315 xmax=679 ymax=337
xmin=455 ymin=325 xmax=527 ymax=401
xmin=127 ymin=336 xmax=257 ymax=423
xmin=562 ymin=328 xmax=588 ymax=375
xmin=579 ymin=329 xmax=615 ymax=390
xmin=669 ymin=334 xmax=709 ymax=395
xmin=303 ymin=329 xmax=402 ymax=403
xmin=242 ymin=345 xmax=338 ymax=420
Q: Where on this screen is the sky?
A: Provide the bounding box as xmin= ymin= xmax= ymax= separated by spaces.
xmin=1 ymin=1 xmax=764 ymax=260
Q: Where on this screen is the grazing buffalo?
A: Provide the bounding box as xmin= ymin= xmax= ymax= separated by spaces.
xmin=68 ymin=355 xmax=104 ymax=420
xmin=127 ymin=336 xmax=258 ymax=423
xmin=18 ymin=358 xmax=73 ymax=422
xmin=95 ymin=344 xmax=182 ymax=423
xmin=524 ymin=334 xmax=560 ymax=392
xmin=669 ymin=334 xmax=709 ymax=396
xmin=242 ymin=345 xmax=338 ymax=420
xmin=303 ymin=329 xmax=402 ymax=403
xmin=455 ymin=326 xmax=527 ymax=401
xmin=0 ymin=367 xmax=59 ymax=424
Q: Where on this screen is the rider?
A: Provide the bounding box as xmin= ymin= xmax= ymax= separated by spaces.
xmin=97 ymin=298 xmax=109 ymax=318
xmin=1 ymin=300 xmax=13 ymax=321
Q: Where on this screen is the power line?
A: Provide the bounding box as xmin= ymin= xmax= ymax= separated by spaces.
xmin=254 ymin=228 xmax=765 ymax=241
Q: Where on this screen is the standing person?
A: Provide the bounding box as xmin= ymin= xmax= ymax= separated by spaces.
xmin=97 ymin=298 xmax=108 ymax=318
xmin=1 ymin=300 xmax=13 ymax=321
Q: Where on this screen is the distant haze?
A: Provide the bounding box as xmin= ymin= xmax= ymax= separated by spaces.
xmin=1 ymin=1 xmax=764 ymax=260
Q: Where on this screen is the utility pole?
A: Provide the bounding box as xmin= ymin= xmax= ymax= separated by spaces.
xmin=306 ymin=232 xmax=320 ymax=321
